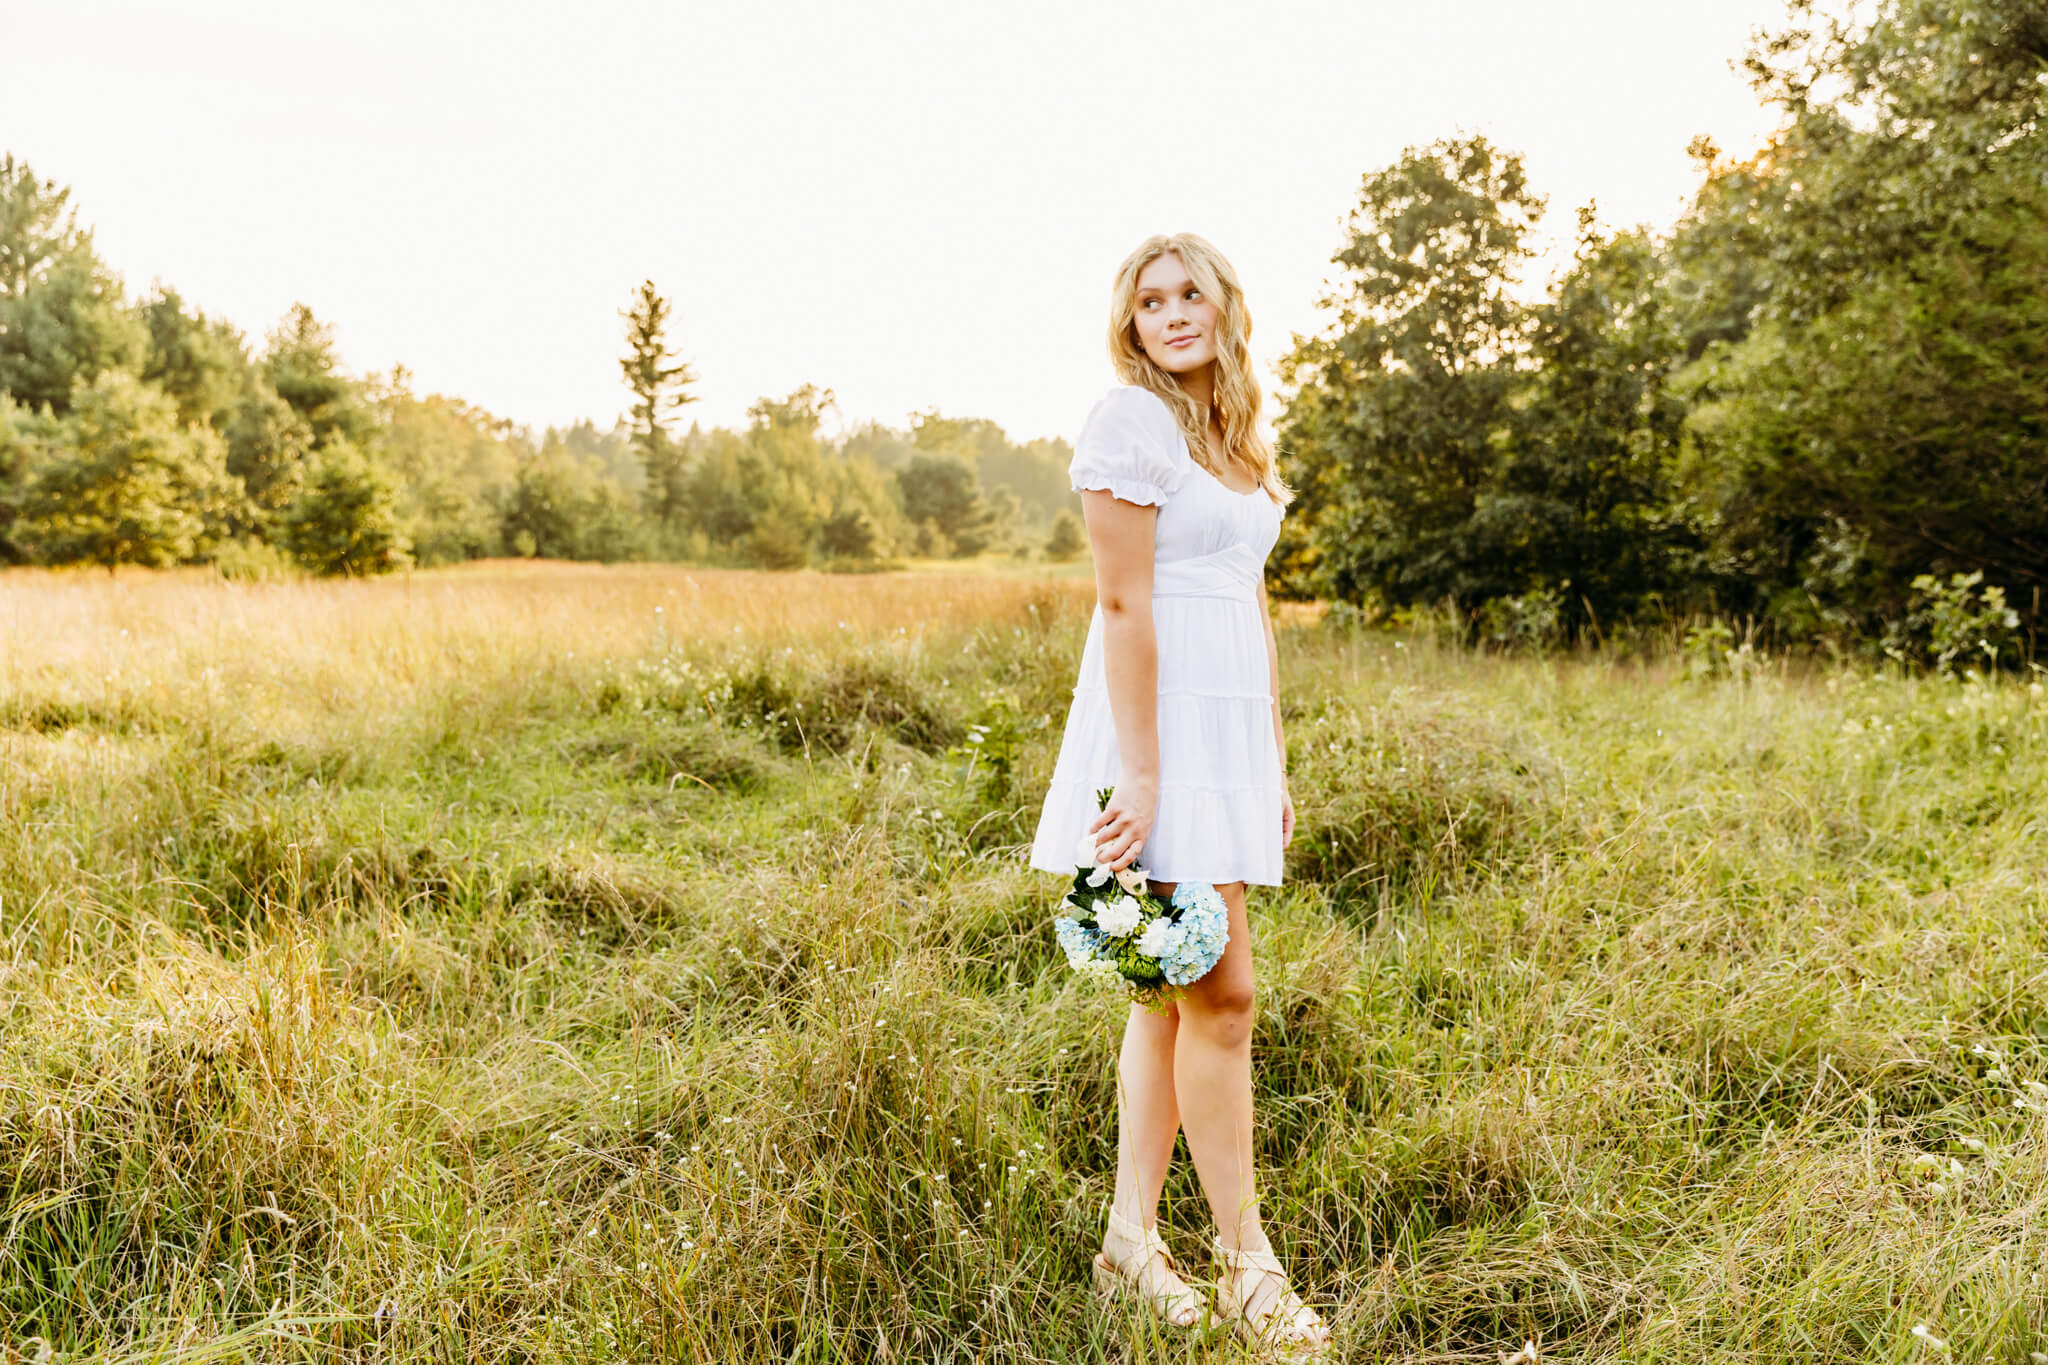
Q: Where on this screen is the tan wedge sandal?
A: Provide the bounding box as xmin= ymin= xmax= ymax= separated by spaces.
xmin=1212 ymin=1237 xmax=1331 ymax=1355
xmin=1091 ymin=1208 xmax=1213 ymax=1330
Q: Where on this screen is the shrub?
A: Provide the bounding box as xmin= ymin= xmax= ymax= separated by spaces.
xmin=1042 ymin=511 xmax=1084 ymax=561
xmin=279 ymin=441 xmax=411 ymax=576
xmin=1474 ymin=587 xmax=1564 ymax=653
xmin=1881 ymin=571 xmax=2024 ymax=676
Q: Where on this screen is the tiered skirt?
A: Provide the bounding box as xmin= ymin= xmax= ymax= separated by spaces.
xmin=1027 ymin=591 xmax=1284 ymax=887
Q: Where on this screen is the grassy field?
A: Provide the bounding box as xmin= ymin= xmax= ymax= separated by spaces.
xmin=1 ymin=560 xmax=2044 ymax=1363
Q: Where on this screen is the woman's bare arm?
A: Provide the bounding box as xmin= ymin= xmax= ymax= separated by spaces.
xmin=1078 ymin=488 xmax=1159 ymax=874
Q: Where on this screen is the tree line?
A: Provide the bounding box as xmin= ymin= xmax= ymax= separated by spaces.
xmin=1275 ymin=0 xmax=2047 ymax=660
xmin=0 ymin=177 xmax=1084 ymax=576
xmin=3 ymin=0 xmax=2038 ymax=665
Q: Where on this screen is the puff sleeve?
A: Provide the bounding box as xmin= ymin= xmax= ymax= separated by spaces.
xmin=1068 ymin=387 xmax=1187 ymax=508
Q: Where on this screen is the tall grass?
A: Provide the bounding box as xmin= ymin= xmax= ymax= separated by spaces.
xmin=1 ymin=561 xmax=2043 ymax=1362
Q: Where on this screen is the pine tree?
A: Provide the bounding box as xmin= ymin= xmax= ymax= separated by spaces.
xmin=0 ymin=155 xmax=146 ymax=413
xmin=619 ymin=280 xmax=697 ymax=526
xmin=279 ymin=441 xmax=411 ymax=576
xmin=14 ymin=372 xmax=237 ymax=567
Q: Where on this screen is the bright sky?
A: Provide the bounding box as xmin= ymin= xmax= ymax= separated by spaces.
xmin=1 ymin=1 xmax=1790 ymax=445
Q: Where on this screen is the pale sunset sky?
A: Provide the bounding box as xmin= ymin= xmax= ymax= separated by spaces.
xmin=0 ymin=1 xmax=1792 ymax=445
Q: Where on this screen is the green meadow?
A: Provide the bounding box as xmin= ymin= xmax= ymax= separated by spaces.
xmin=1 ymin=562 xmax=2043 ymax=1363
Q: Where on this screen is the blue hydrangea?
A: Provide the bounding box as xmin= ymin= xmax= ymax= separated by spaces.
xmin=1158 ymin=883 xmax=1230 ymax=986
xmin=1053 ymin=914 xmax=1104 ymax=972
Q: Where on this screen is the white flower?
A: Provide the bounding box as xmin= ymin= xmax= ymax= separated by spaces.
xmin=1096 ymin=895 xmax=1143 ymax=936
xmin=1135 ymin=918 xmax=1173 ymax=959
xmin=1073 ymin=829 xmax=1105 ymax=868
xmin=1086 ymin=865 xmax=1111 ymax=888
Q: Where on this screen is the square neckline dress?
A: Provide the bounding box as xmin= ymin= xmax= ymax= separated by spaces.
xmin=1026 ymin=384 xmax=1288 ymax=887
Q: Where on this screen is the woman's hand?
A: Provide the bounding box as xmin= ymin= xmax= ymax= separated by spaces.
xmin=1088 ymin=778 xmax=1157 ymax=874
xmin=1280 ymin=781 xmax=1295 ymax=848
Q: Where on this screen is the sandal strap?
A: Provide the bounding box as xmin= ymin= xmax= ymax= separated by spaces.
xmin=1212 ymin=1237 xmax=1287 ymax=1276
xmin=1104 ymin=1209 xmax=1188 ymax=1280
xmin=1100 ymin=1209 xmax=1206 ymax=1325
xmin=1213 ymin=1238 xmax=1324 ymax=1341
xmin=1106 ymin=1209 xmax=1173 ymax=1265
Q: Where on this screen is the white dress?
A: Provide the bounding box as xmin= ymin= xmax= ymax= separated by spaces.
xmin=1026 ymin=385 xmax=1287 ymax=887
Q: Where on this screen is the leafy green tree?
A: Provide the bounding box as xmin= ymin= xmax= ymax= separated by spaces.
xmin=1685 ymin=197 xmax=2048 ymax=627
xmin=501 ymin=452 xmax=579 ymax=558
xmin=14 ymin=372 xmax=237 ymax=567
xmin=566 ymin=481 xmax=650 ymax=562
xmin=1676 ymin=0 xmax=2048 ymax=628
xmin=1276 ymin=135 xmax=1545 ymax=608
xmin=1044 ymin=509 xmax=1085 ymax=561
xmin=0 ymin=155 xmax=145 ymax=413
xmin=501 ymin=429 xmax=649 ymax=562
xmin=279 ymin=440 xmax=411 ymax=575
xmin=223 ymin=379 xmax=312 ymax=537
xmin=1735 ymin=0 xmax=2048 ymax=328
xmin=139 ymin=287 xmax=249 ymax=429
xmin=726 ymin=388 xmax=838 ymax=566
xmin=548 ymin=418 xmax=643 ymax=492
xmin=819 ymin=505 xmax=880 ymax=560
xmin=620 ymin=280 xmax=698 ymax=525
xmin=1499 ymin=212 xmax=1703 ymax=627
xmin=839 ymin=419 xmax=916 ymax=472
xmin=985 ymin=486 xmax=1021 ymax=553
xmin=830 ymin=444 xmax=913 ymax=553
xmin=373 ymin=377 xmax=520 ymax=565
xmin=262 ymin=304 xmax=374 ymax=450
xmin=897 ymin=453 xmax=996 ymax=558
xmin=0 ymin=394 xmax=31 ymax=562
xmin=912 ymin=408 xmax=1072 ymax=527
xmin=743 ymin=517 xmax=810 ymax=570
xmin=1661 ymin=137 xmax=1775 ymax=364
xmin=681 ymin=428 xmax=755 ymax=545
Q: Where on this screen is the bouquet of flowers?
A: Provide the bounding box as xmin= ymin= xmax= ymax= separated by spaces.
xmin=1053 ymin=787 xmax=1230 ymax=1008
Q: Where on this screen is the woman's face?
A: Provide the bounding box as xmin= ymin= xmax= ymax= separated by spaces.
xmin=1131 ymin=253 xmax=1219 ymax=376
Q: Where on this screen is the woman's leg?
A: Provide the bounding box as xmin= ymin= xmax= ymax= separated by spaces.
xmin=1162 ymin=880 xmax=1270 ymax=1251
xmin=1101 ymin=998 xmax=1202 ymax=1324
xmin=1108 ymin=998 xmax=1182 ymax=1234
xmin=1168 ymin=880 xmax=1329 ymax=1344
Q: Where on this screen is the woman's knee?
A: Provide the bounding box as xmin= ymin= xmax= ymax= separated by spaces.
xmin=1180 ymin=972 xmax=1255 ymax=1041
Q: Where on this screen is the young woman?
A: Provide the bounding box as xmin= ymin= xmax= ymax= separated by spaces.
xmin=1026 ymin=233 xmax=1331 ymax=1354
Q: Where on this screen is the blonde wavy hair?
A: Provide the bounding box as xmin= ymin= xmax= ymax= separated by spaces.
xmin=1106 ymin=233 xmax=1293 ymax=507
